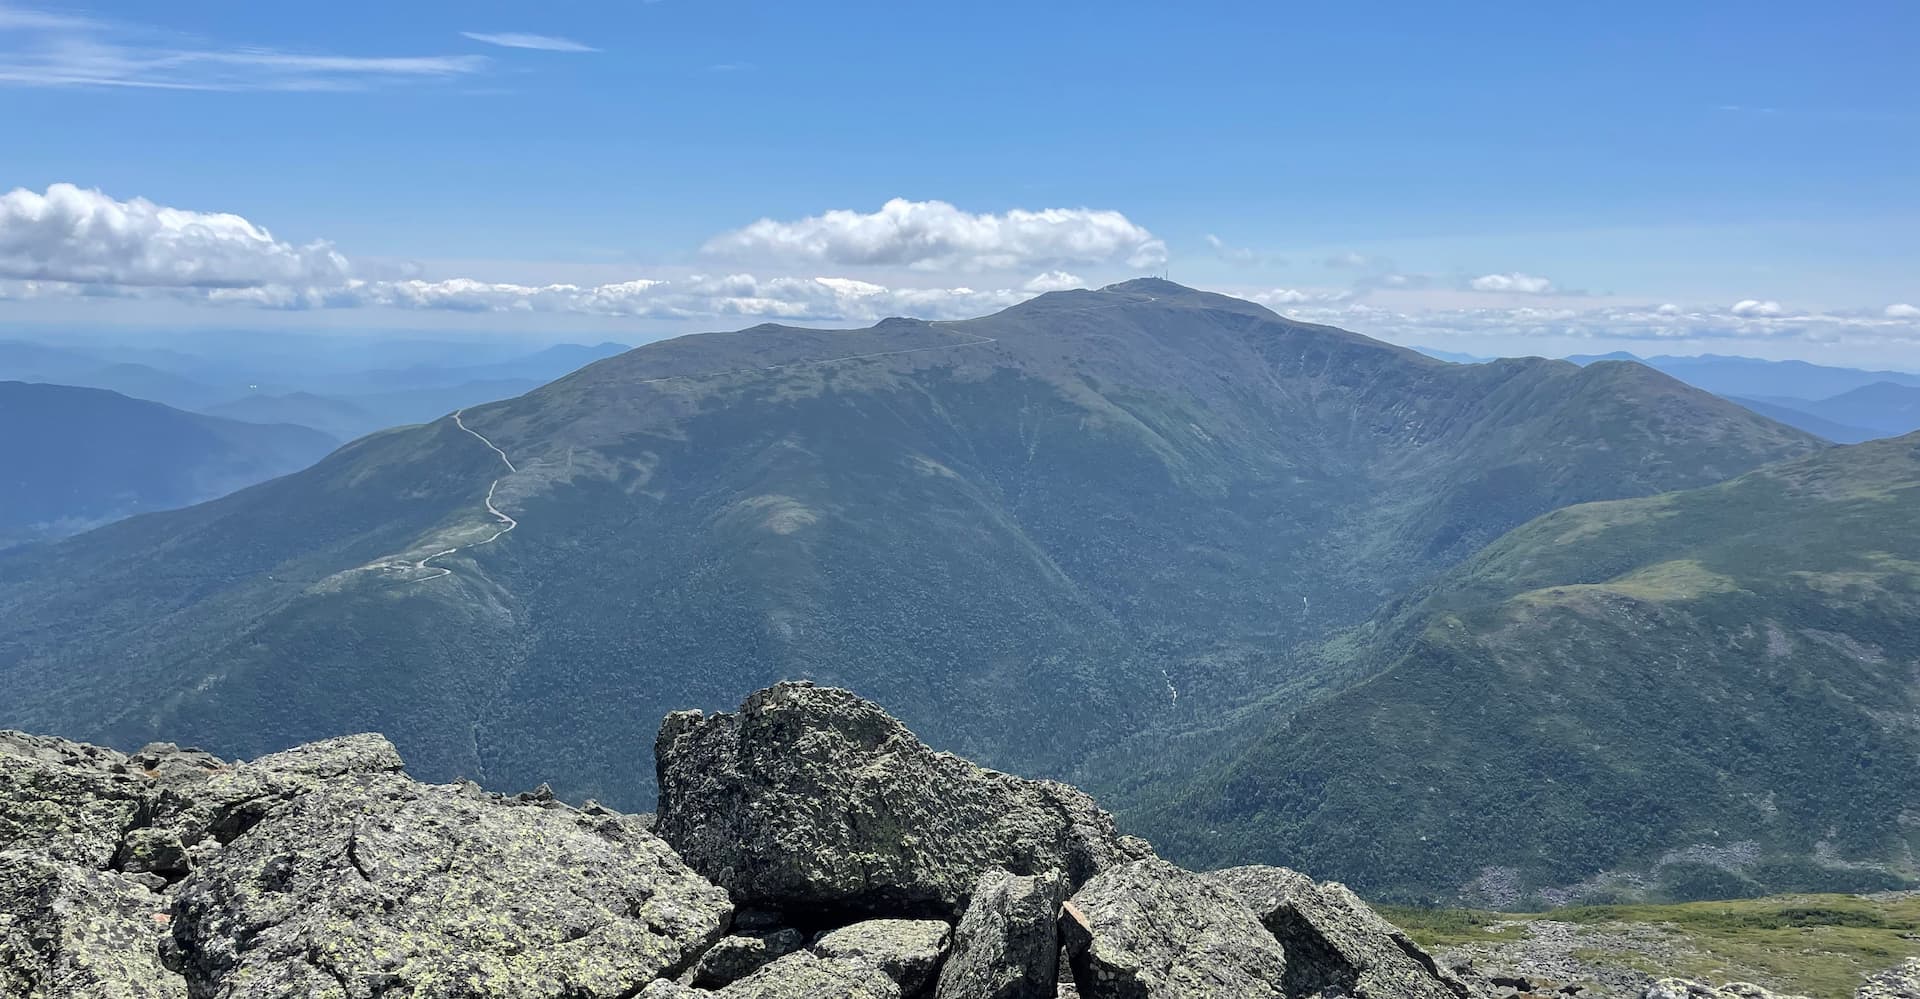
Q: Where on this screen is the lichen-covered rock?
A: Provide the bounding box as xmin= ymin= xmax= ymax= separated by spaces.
xmin=1643 ymin=981 xmax=1811 ymax=999
xmin=694 ymin=929 xmax=809 ymax=988
xmin=1860 ymin=960 xmax=1920 ymax=999
xmin=0 ymin=732 xmax=152 ymax=868
xmin=1205 ymin=865 xmax=1470 ymax=999
xmin=813 ymin=917 xmax=952 ymax=995
xmin=0 ymin=851 xmax=185 ymax=999
xmin=935 ymin=870 xmax=1065 ymax=999
xmin=655 ymin=682 xmax=1148 ymax=918
xmin=114 ymin=827 xmax=191 ymax=880
xmin=1061 ymin=858 xmax=1286 ymax=999
xmin=140 ymin=734 xmax=403 ymax=852
xmin=167 ymin=775 xmax=732 ymax=999
xmin=736 ymin=950 xmax=906 ymax=999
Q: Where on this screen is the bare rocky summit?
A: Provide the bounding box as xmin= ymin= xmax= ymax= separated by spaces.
xmin=0 ymin=682 xmax=1518 ymax=997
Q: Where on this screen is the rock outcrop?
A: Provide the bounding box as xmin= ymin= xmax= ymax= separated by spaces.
xmin=1206 ymin=865 xmax=1470 ymax=999
xmin=1860 ymin=960 xmax=1920 ymax=999
xmin=0 ymin=851 xmax=185 ymax=999
xmin=655 ymin=682 xmax=1149 ymax=919
xmin=936 ymin=870 xmax=1067 ymax=999
xmin=1 ymin=729 xmax=730 ymax=999
xmin=1643 ymin=981 xmax=1812 ymax=999
xmin=647 ymin=950 xmax=904 ymax=998
xmin=3 ymin=682 xmax=1501 ymax=998
xmin=693 ymin=929 xmax=809 ymax=988
xmin=1061 ymin=858 xmax=1289 ymax=998
xmin=812 ymin=919 xmax=953 ymax=995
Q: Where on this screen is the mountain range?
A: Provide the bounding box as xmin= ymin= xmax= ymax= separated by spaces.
xmin=0 ymin=282 xmax=1829 ymax=900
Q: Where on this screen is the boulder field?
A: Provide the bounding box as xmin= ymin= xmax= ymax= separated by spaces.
xmin=0 ymin=681 xmax=1840 ymax=999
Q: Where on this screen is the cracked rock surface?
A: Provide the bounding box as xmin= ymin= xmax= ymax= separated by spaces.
xmin=655 ymin=682 xmax=1149 ymax=920
xmin=1204 ymin=865 xmax=1469 ymax=999
xmin=1 ymin=729 xmax=730 ymax=999
xmin=935 ymin=869 xmax=1066 ymax=999
xmin=1062 ymin=858 xmax=1288 ymax=999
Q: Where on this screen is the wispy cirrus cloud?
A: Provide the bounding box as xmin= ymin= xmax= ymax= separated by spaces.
xmin=460 ymin=32 xmax=598 ymax=53
xmin=0 ymin=3 xmax=488 ymax=91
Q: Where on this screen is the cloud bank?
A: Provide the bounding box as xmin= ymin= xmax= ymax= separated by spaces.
xmin=0 ymin=184 xmax=350 ymax=288
xmin=5 ymin=183 xmax=1917 ymax=352
xmin=702 ymin=198 xmax=1168 ymax=272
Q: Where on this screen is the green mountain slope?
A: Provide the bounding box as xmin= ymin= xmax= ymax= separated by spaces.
xmin=0 ymin=381 xmax=338 ymax=547
xmin=0 ymin=281 xmax=1821 ymax=810
xmin=1150 ymin=432 xmax=1920 ymax=904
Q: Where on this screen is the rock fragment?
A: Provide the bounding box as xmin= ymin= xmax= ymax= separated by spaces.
xmin=646 ymin=950 xmax=903 ymax=998
xmin=655 ymin=682 xmax=1147 ymax=918
xmin=1643 ymin=981 xmax=1811 ymax=999
xmin=812 ymin=917 xmax=952 ymax=995
xmin=0 ymin=851 xmax=185 ymax=999
xmin=1860 ymin=960 xmax=1920 ymax=999
xmin=1205 ymin=864 xmax=1470 ymax=999
xmin=935 ymin=869 xmax=1066 ymax=999
xmin=694 ymin=929 xmax=809 ymax=988
xmin=1061 ymin=858 xmax=1287 ymax=999
xmin=166 ymin=774 xmax=731 ymax=999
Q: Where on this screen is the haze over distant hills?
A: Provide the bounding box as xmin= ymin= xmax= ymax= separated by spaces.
xmin=0 ymin=281 xmax=1833 ymax=909
xmin=1421 ymin=347 xmax=1920 ymax=444
xmin=0 ymin=381 xmax=337 ymax=547
xmin=0 ymin=336 xmax=630 ymax=440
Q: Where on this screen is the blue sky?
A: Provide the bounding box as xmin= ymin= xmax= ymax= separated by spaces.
xmin=2 ymin=0 xmax=1917 ymax=363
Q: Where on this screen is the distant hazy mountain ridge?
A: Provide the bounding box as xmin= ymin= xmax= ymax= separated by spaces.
xmin=0 ymin=381 xmax=337 ymax=547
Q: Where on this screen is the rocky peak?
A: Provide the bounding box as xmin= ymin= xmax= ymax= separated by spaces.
xmin=2 ymin=685 xmax=1547 ymax=998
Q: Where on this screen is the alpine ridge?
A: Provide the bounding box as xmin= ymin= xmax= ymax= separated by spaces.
xmin=0 ymin=282 xmax=1820 ymax=844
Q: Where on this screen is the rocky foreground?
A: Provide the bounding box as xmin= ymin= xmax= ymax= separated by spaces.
xmin=0 ymin=682 xmax=1911 ymax=999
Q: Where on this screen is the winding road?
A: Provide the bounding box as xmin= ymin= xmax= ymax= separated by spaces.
xmin=381 ymin=290 xmax=1155 ymax=584
xmin=411 ymin=409 xmax=520 ymax=582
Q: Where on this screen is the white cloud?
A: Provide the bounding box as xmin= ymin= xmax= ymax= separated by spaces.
xmin=0 ymin=6 xmax=489 ymax=91
xmin=1324 ymin=251 xmax=1374 ymax=269
xmin=1023 ymin=270 xmax=1085 ymax=292
xmin=1469 ymin=272 xmax=1557 ymax=294
xmin=702 ymin=198 xmax=1167 ymax=272
xmin=1886 ymin=303 xmax=1920 ymax=319
xmin=1730 ymin=299 xmax=1784 ymax=317
xmin=460 ymin=32 xmax=598 ymax=53
xmin=1249 ymin=287 xmax=1353 ymax=307
xmin=0 ymin=183 xmax=349 ymax=288
xmin=1205 ymin=234 xmax=1259 ymax=264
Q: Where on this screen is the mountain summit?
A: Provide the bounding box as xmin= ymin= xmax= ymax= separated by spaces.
xmin=0 ymin=284 xmax=1820 ymax=813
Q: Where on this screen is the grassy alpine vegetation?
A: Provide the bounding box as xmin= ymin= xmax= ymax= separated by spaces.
xmin=1143 ymin=433 xmax=1920 ymax=904
xmin=1384 ymin=893 xmax=1920 ymax=999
